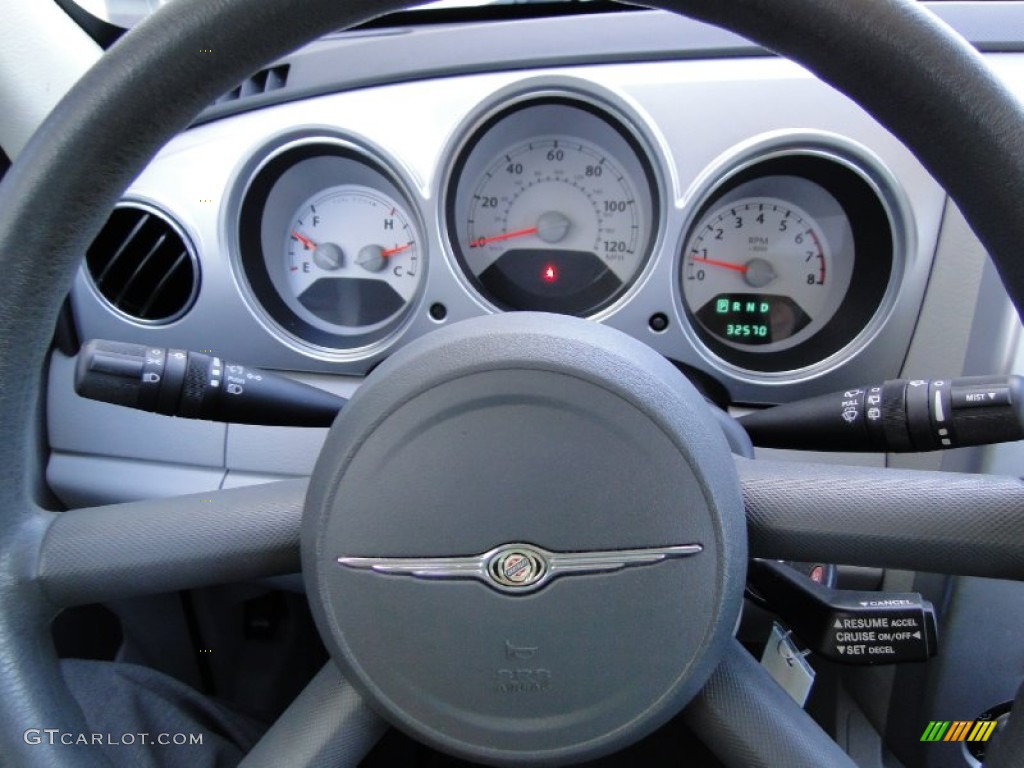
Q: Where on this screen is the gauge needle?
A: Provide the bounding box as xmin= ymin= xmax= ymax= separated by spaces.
xmin=291 ymin=231 xmax=317 ymax=251
xmin=469 ymin=226 xmax=539 ymax=248
xmin=381 ymin=242 xmax=413 ymax=258
xmin=691 ymin=255 xmax=749 ymax=274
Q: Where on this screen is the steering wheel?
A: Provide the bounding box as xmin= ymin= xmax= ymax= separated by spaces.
xmin=2 ymin=0 xmax=1024 ymax=766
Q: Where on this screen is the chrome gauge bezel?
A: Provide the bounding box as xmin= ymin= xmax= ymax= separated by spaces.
xmin=675 ymin=134 xmax=912 ymax=383
xmin=229 ymin=132 xmax=428 ymax=362
xmin=441 ymin=85 xmax=663 ymax=320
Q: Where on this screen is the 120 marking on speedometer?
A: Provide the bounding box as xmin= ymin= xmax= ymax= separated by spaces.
xmin=464 ymin=137 xmax=646 ymax=284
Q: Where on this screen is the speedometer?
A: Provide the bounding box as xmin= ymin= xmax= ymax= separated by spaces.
xmin=447 ymin=96 xmax=658 ymax=316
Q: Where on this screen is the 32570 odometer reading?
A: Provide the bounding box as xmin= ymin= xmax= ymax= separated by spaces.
xmin=697 ymin=293 xmax=811 ymax=346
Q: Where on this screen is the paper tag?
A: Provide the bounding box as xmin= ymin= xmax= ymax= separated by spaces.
xmin=760 ymin=622 xmax=815 ymax=707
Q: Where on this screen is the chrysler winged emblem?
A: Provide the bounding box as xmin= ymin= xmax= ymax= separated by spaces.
xmin=338 ymin=542 xmax=702 ymax=594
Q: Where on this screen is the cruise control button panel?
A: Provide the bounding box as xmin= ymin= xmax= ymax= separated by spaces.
xmin=749 ymin=559 xmax=938 ymax=665
xmin=825 ymin=596 xmax=936 ymax=662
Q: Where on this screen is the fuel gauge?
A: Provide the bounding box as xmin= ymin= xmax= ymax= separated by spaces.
xmin=285 ymin=185 xmax=421 ymax=333
xmin=236 ymin=140 xmax=427 ymax=357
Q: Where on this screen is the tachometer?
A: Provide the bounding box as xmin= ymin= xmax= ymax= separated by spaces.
xmin=447 ymin=96 xmax=658 ymax=316
xmin=679 ymin=153 xmax=897 ymax=375
xmin=683 ymin=197 xmax=842 ymax=347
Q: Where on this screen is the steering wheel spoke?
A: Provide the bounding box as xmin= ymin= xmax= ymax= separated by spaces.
xmin=740 ymin=457 xmax=1024 ymax=579
xmin=239 ymin=663 xmax=386 ymax=768
xmin=35 ymin=479 xmax=305 ymax=608
xmin=684 ymin=640 xmax=857 ymax=768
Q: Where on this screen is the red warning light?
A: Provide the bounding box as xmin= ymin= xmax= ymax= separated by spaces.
xmin=541 ymin=264 xmax=558 ymax=284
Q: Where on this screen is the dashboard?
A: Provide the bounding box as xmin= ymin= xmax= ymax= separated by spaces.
xmin=49 ymin=6 xmax=1024 ymax=509
xmin=12 ymin=3 xmax=1024 ymax=768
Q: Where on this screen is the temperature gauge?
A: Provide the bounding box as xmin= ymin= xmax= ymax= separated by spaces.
xmin=285 ymin=185 xmax=421 ymax=334
xmin=236 ymin=140 xmax=428 ymax=358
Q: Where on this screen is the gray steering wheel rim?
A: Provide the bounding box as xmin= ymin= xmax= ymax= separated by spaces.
xmin=1 ymin=0 xmax=1022 ymax=766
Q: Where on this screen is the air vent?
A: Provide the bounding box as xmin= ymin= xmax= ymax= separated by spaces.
xmin=85 ymin=204 xmax=199 ymax=324
xmin=216 ymin=64 xmax=290 ymax=104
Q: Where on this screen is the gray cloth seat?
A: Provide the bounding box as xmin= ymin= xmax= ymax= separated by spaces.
xmin=61 ymin=659 xmax=265 ymax=768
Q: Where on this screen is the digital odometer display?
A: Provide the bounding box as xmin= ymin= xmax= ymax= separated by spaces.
xmin=694 ymin=293 xmax=810 ymax=345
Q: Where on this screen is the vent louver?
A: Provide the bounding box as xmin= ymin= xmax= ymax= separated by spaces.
xmin=216 ymin=64 xmax=290 ymax=104
xmin=85 ymin=204 xmax=199 ymax=323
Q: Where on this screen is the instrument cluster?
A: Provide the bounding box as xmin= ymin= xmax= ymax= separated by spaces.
xmin=73 ymin=60 xmax=935 ymax=407
xmin=231 ymin=85 xmax=904 ymax=388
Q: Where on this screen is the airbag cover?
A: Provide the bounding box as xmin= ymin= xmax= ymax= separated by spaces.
xmin=303 ymin=313 xmax=744 ymax=764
